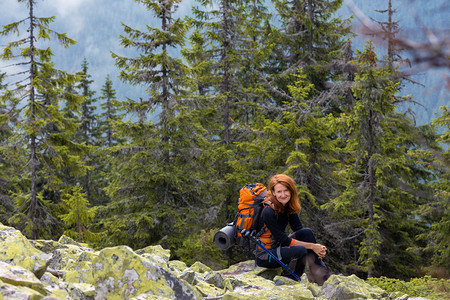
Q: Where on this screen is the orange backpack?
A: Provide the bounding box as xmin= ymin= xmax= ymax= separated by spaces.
xmin=234 ymin=183 xmax=273 ymax=250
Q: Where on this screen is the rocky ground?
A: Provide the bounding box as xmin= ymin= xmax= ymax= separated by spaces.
xmin=0 ymin=223 xmax=431 ymax=299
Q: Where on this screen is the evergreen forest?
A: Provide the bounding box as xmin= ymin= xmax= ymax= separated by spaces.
xmin=0 ymin=0 xmax=448 ymax=281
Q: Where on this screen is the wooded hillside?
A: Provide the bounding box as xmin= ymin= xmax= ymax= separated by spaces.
xmin=0 ymin=0 xmax=448 ymax=281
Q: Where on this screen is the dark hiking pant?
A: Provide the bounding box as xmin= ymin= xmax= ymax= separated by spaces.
xmin=255 ymin=227 xmax=324 ymax=276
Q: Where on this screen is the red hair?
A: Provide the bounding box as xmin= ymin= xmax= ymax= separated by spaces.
xmin=264 ymin=174 xmax=301 ymax=214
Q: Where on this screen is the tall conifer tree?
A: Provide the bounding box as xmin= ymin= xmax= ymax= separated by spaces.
xmin=267 ymin=0 xmax=350 ymax=102
xmin=251 ymin=0 xmax=352 ymax=256
xmin=75 ymin=59 xmax=99 ymax=202
xmin=371 ymin=0 xmax=402 ymax=70
xmin=97 ymin=0 xmax=219 ymax=250
xmin=323 ymin=41 xmax=435 ymax=278
xmin=188 ymin=0 xmax=270 ymax=144
xmin=0 ymin=72 xmax=16 ymax=224
xmin=0 ymin=0 xmax=83 ymax=239
xmin=99 ymin=75 xmax=122 ymax=148
xmin=185 ymin=0 xmax=276 ymax=223
xmin=413 ymin=106 xmax=450 ymax=275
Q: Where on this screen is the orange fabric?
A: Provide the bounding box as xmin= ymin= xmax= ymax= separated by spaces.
xmin=259 ymin=229 xmax=273 ymax=249
xmin=289 ymin=238 xmax=296 ymax=247
xmin=236 ymin=183 xmax=267 ymax=237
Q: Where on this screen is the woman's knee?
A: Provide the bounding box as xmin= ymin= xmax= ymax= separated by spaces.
xmin=294 ymin=228 xmax=316 ymax=243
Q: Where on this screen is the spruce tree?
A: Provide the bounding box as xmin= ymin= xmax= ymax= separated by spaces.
xmin=250 ymin=0 xmax=352 ymax=261
xmin=371 ymin=0 xmax=402 ymax=70
xmin=323 ymin=41 xmax=434 ymax=278
xmin=90 ymin=75 xmax=123 ymax=207
xmin=414 ymin=106 xmax=450 ymax=275
xmin=0 ymin=72 xmax=16 ymax=224
xmin=59 ymin=185 xmax=98 ymax=243
xmin=73 ymin=59 xmax=97 ymax=201
xmin=99 ymin=74 xmax=122 ymax=148
xmin=0 ymin=0 xmax=84 ymax=239
xmin=185 ymin=0 xmax=277 ymax=225
xmin=97 ymin=0 xmax=219 ymax=251
xmin=267 ymin=0 xmax=351 ymax=102
xmin=76 ymin=59 xmax=98 ymax=145
xmin=188 ymin=0 xmax=250 ymax=145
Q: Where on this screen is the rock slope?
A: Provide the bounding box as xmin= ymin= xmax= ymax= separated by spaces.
xmin=0 ymin=223 xmax=425 ymax=299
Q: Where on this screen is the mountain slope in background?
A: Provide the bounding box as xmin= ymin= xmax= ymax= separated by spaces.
xmin=1 ymin=0 xmax=447 ymax=125
xmin=342 ymin=0 xmax=449 ymax=125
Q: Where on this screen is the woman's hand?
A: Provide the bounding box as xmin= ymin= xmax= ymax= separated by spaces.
xmin=292 ymin=239 xmax=327 ymax=259
xmin=312 ymin=243 xmax=327 ymax=259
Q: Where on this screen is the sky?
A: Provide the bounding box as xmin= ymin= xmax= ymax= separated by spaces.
xmin=1 ymin=0 xmax=448 ymax=124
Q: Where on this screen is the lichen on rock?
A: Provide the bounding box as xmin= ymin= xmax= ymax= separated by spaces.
xmin=0 ymin=223 xmax=432 ymax=300
xmin=0 ymin=223 xmax=52 ymax=279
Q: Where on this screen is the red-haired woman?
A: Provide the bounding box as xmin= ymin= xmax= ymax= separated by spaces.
xmin=255 ymin=174 xmax=331 ymax=285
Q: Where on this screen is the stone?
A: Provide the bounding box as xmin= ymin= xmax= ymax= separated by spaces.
xmin=167 ymin=260 xmax=187 ymax=274
xmin=204 ymin=271 xmax=224 ymax=288
xmin=41 ymin=272 xmax=96 ymax=299
xmin=58 ymin=235 xmax=86 ymax=247
xmin=0 ymin=224 xmax=428 ymax=300
xmin=219 ymin=260 xmax=255 ymax=277
xmin=0 ymin=223 xmax=52 ymax=278
xmin=179 ymin=269 xmax=197 ymax=285
xmin=86 ymin=245 xmax=199 ymax=300
xmin=0 ymin=280 xmax=45 ymax=300
xmin=317 ymin=274 xmax=388 ymax=299
xmin=189 ymin=261 xmax=212 ymax=274
xmin=0 ymin=261 xmax=46 ymax=295
xmin=195 ymin=280 xmax=225 ymax=297
xmin=135 ymin=245 xmax=171 ymax=267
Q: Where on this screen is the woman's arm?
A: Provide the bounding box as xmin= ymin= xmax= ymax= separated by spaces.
xmin=289 ymin=213 xmax=303 ymax=231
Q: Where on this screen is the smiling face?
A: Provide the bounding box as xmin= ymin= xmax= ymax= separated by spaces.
xmin=273 ymin=183 xmax=291 ymax=206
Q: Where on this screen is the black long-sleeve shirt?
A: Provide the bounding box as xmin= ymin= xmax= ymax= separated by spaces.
xmin=260 ymin=205 xmax=303 ymax=247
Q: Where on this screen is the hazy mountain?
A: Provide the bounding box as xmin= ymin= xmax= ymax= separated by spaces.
xmin=1 ymin=0 xmax=448 ymax=125
xmin=0 ymin=0 xmax=195 ymax=105
xmin=341 ymin=0 xmax=449 ymax=125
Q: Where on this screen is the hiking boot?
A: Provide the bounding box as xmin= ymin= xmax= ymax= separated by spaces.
xmin=305 ymin=253 xmax=332 ymax=286
xmin=281 ymin=258 xmax=303 ymax=281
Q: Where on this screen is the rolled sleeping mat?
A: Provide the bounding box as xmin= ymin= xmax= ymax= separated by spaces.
xmin=213 ymin=224 xmax=236 ymax=250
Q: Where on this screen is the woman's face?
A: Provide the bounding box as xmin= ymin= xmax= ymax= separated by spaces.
xmin=273 ymin=183 xmax=291 ymax=206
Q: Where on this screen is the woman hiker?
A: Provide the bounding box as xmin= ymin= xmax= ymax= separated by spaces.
xmin=255 ymin=174 xmax=331 ymax=285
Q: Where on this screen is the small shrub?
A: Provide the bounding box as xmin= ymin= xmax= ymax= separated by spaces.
xmin=368 ymin=275 xmax=449 ymax=300
xmin=174 ymin=229 xmax=229 ymax=270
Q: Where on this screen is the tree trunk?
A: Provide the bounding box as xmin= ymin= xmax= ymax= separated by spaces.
xmin=29 ymin=0 xmax=38 ymax=240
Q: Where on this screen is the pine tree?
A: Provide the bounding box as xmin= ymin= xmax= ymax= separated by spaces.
xmin=0 ymin=0 xmax=84 ymax=239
